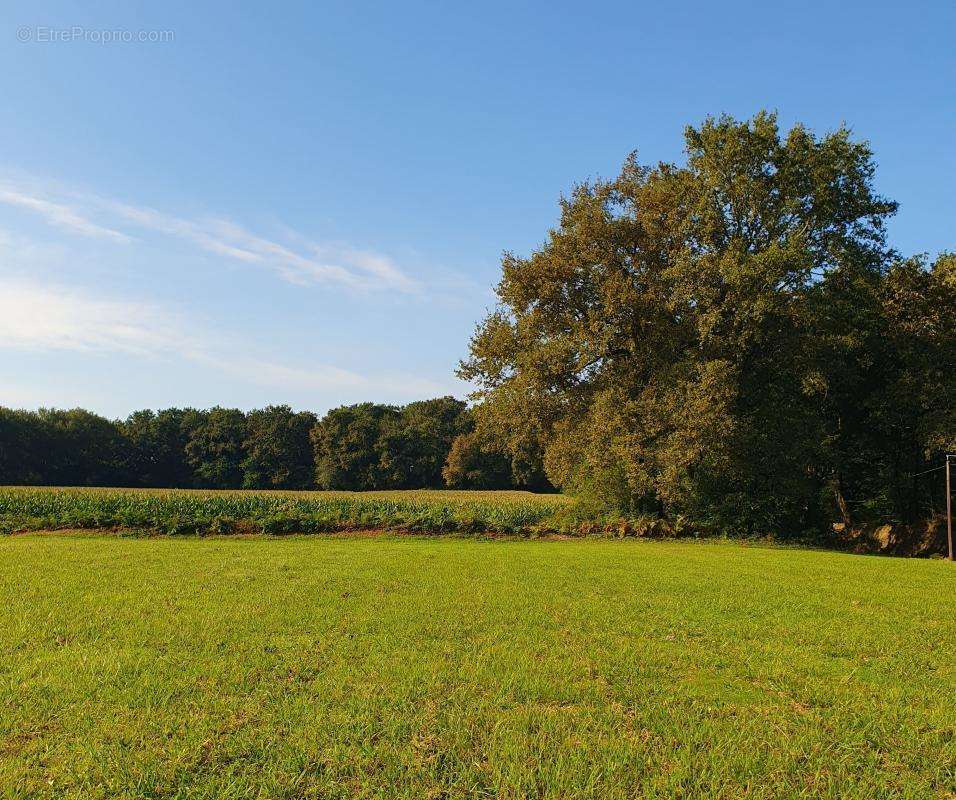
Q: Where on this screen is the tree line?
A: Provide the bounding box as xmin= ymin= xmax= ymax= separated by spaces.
xmin=0 ymin=399 xmax=537 ymax=491
xmin=461 ymin=112 xmax=955 ymax=536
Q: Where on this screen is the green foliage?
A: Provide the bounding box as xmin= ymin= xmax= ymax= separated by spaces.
xmin=182 ymin=407 xmax=248 ymax=489
xmin=311 ymin=402 xmax=399 ymax=490
xmin=120 ymin=408 xmax=193 ymax=487
xmin=311 ymin=397 xmax=515 ymax=490
xmin=377 ymin=397 xmax=470 ymax=488
xmin=33 ymin=408 xmax=129 ymax=487
xmin=0 ymin=398 xmax=506 ymax=493
xmin=462 ymin=111 xmax=952 ymax=537
xmin=0 ymin=408 xmax=47 ymax=485
xmin=442 ymin=430 xmax=513 ymax=489
xmin=803 ymin=253 xmax=956 ymax=525
xmin=241 ymin=405 xmax=316 ymax=489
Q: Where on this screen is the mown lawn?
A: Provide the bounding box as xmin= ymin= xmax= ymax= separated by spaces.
xmin=0 ymin=535 xmax=952 ymax=799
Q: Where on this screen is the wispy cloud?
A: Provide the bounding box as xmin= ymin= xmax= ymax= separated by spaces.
xmin=0 ymin=186 xmax=131 ymax=243
xmin=0 ymin=278 xmax=201 ymax=363
xmin=109 ymin=208 xmax=420 ymax=291
xmin=0 ymin=277 xmax=444 ymax=398
xmin=0 ymin=177 xmax=419 ymax=292
xmin=107 ymin=203 xmax=267 ymax=264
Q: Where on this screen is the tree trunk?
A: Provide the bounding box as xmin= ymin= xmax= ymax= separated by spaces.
xmin=834 ymin=475 xmax=851 ymax=527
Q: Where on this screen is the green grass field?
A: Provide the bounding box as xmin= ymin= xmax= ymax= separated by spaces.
xmin=0 ymin=535 xmax=952 ymax=799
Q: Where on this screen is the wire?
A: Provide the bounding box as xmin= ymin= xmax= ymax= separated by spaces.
xmin=911 ymin=465 xmax=945 ymax=477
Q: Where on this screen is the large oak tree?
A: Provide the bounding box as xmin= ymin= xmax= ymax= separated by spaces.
xmin=461 ymin=112 xmax=951 ymax=535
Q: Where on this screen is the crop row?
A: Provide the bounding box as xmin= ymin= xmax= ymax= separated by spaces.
xmin=0 ymin=487 xmax=580 ymax=536
xmin=0 ymin=486 xmax=703 ymax=538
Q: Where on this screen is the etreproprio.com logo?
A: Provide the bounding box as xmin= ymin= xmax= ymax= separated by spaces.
xmin=17 ymin=26 xmax=175 ymax=44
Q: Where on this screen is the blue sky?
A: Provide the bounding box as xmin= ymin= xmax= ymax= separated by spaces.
xmin=0 ymin=0 xmax=953 ymax=419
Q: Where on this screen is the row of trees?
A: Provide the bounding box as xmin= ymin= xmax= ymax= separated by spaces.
xmin=461 ymin=112 xmax=955 ymax=536
xmin=0 ymin=400 xmax=526 ymax=491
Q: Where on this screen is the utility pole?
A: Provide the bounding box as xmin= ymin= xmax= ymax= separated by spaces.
xmin=947 ymin=454 xmax=954 ymax=561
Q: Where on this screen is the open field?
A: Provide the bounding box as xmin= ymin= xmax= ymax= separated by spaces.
xmin=0 ymin=535 xmax=953 ymax=799
xmin=0 ymin=487 xmax=572 ymax=537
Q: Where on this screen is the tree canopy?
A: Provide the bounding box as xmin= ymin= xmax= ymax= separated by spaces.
xmin=461 ymin=112 xmax=954 ymax=535
xmin=0 ymin=398 xmax=522 ymax=492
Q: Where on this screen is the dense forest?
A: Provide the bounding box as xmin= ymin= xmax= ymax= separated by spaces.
xmin=1 ymin=113 xmax=953 ymax=540
xmin=0 ymin=399 xmax=530 ymax=492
